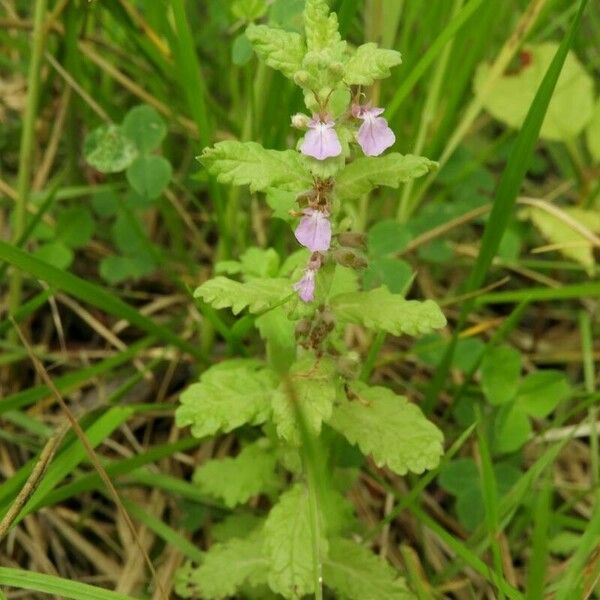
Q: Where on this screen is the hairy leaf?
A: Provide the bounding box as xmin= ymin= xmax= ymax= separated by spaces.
xmin=330 ymin=382 xmax=444 ymax=475
xmin=272 ymin=355 xmax=338 ymax=444
xmin=324 ymin=538 xmax=413 ymax=600
xmin=335 ymin=153 xmax=437 ymax=199
xmin=193 ymin=439 xmax=280 ymax=508
xmin=303 ymin=0 xmax=344 ymax=52
xmin=246 ymin=24 xmax=305 ymax=79
xmin=331 ymin=286 xmax=446 ymax=336
xmin=176 ymin=361 xmax=276 ymax=438
xmin=344 ymin=43 xmax=402 ymax=86
xmin=199 ymin=141 xmax=311 ymax=193
xmin=176 ymin=532 xmax=268 ymax=599
xmin=195 ymin=276 xmax=293 ymax=315
xmin=263 ymin=484 xmax=327 ymax=598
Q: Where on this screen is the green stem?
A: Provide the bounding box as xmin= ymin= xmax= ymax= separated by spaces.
xmin=306 ymin=465 xmax=324 ymax=600
xmin=8 ymin=0 xmax=48 ymax=319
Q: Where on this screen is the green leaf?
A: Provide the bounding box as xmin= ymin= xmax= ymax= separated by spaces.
xmin=367 ymin=220 xmax=412 ymax=257
xmin=474 ymin=43 xmax=595 ymax=141
xmin=56 ymin=207 xmax=95 ymax=248
xmin=272 ymin=355 xmax=338 ymax=444
xmin=84 ymin=124 xmax=138 ymax=173
xmin=99 ymin=255 xmax=155 ymax=284
xmin=263 ymin=484 xmax=327 ymax=598
xmin=33 ymin=241 xmax=73 ymax=270
xmin=494 ymin=404 xmax=531 ymax=454
xmin=194 ymin=276 xmax=292 ymax=315
xmin=344 ymin=43 xmax=402 ymax=86
xmin=331 ymin=286 xmax=446 ymax=337
xmin=246 ymin=24 xmax=305 ymax=79
xmin=232 ymin=32 xmax=254 ymax=66
xmin=255 ymin=306 xmax=297 ymax=372
xmin=324 ymin=538 xmax=413 ymax=600
xmin=330 ymin=382 xmax=444 ymax=475
xmin=303 ymin=0 xmax=343 ymax=52
xmin=438 ymin=458 xmax=479 ymax=495
xmin=122 ymin=104 xmax=167 ymax=154
xmin=126 ymin=155 xmax=172 ymax=200
xmin=363 ymin=257 xmax=413 ymax=294
xmin=200 ymin=141 xmax=312 ymax=193
xmin=516 ymin=370 xmax=571 ymax=418
xmin=269 ymin=0 xmax=304 ymax=33
xmin=232 ymin=0 xmax=268 ymax=21
xmin=176 ymin=361 xmax=276 ymax=438
xmin=480 ymin=345 xmax=522 ymax=405
xmin=335 ymin=154 xmax=437 ymax=199
xmin=585 ymin=101 xmax=600 ymax=162
xmin=193 ymin=439 xmax=280 ymax=508
xmin=176 ymin=532 xmax=268 ymax=600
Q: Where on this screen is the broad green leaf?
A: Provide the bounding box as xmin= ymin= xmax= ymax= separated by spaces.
xmin=272 ymin=355 xmax=338 ymax=444
xmin=438 ymin=458 xmax=479 ymax=495
xmin=194 ymin=276 xmax=292 ymax=315
xmin=56 ymin=207 xmax=95 ymax=248
xmin=232 ymin=32 xmax=254 ymax=66
xmin=474 ymin=44 xmax=595 ymax=141
xmin=193 ymin=439 xmax=280 ymax=508
xmin=522 ymin=206 xmax=597 ymax=273
xmin=480 ymin=345 xmax=522 ymax=405
xmin=176 ymin=532 xmax=268 ymax=599
xmin=367 ymin=220 xmax=412 ymax=257
xmin=255 ymin=306 xmax=297 ymax=372
xmin=122 ymin=104 xmax=167 ymax=154
xmin=517 ymin=370 xmax=571 ymax=418
xmin=303 ymin=0 xmax=344 ymax=52
xmin=266 ymin=188 xmax=297 ymax=221
xmin=330 ymin=382 xmax=444 ymax=475
xmin=212 ymin=513 xmax=263 ymax=543
xmin=126 ymin=155 xmax=172 ymax=200
xmin=100 ymin=255 xmax=154 ymax=284
xmin=176 ymin=361 xmax=276 ymax=438
xmin=269 ymin=0 xmax=305 ymax=33
xmin=263 ymin=484 xmax=327 ymax=598
xmin=200 ymin=141 xmax=311 ymax=193
xmin=84 ymin=124 xmax=138 ymax=173
xmin=331 ymin=286 xmax=446 ymax=337
xmin=324 ymin=538 xmax=413 ymax=600
xmin=335 ymin=153 xmax=437 ymax=199
xmin=344 ymin=43 xmax=402 ymax=86
xmin=232 ymin=0 xmax=268 ymax=21
xmin=364 ymin=257 xmax=413 ymax=294
xmin=246 ymin=24 xmax=305 ymax=79
xmin=586 ymin=101 xmax=600 ymax=162
xmin=494 ymin=403 xmax=531 ymax=454
xmin=33 ymin=241 xmax=73 ymax=270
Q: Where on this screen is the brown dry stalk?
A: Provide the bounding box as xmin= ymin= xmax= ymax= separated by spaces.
xmin=10 ymin=318 xmax=168 ymax=600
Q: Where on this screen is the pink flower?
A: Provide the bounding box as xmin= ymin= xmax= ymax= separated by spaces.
xmin=294 ymin=208 xmax=331 ymax=252
xmin=353 ymin=105 xmax=395 ymax=156
xmin=300 ymin=116 xmax=342 ymax=160
xmin=293 ymin=268 xmax=316 ymax=302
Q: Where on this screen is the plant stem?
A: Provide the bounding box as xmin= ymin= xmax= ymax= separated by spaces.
xmin=8 ymin=0 xmax=48 ymax=320
xmin=306 ymin=464 xmax=324 ymax=600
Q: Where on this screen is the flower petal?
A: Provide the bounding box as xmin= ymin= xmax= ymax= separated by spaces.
xmin=357 ymin=115 xmax=395 ymax=156
xmin=294 ymin=209 xmax=332 ymax=252
xmin=293 ymin=270 xmax=315 ymax=302
xmin=300 ymin=122 xmax=342 ymax=160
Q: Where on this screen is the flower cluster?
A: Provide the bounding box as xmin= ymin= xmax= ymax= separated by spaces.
xmin=291 ymin=103 xmax=396 ymax=302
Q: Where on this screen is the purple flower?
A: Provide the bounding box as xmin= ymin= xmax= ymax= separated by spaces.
xmin=294 ymin=208 xmax=332 ymax=252
xmin=293 ymin=268 xmax=316 ymax=303
xmin=353 ymin=105 xmax=395 ymax=157
xmin=300 ymin=116 xmax=342 ymax=160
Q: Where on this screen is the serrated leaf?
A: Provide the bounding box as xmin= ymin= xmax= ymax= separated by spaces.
xmin=344 ymin=43 xmax=402 ymax=86
xmin=331 ymin=286 xmax=446 ymax=337
xmin=56 ymin=207 xmax=95 ymax=248
xmin=304 ymin=0 xmax=343 ymax=52
xmin=517 ymin=370 xmax=571 ymax=418
xmin=200 ymin=141 xmax=311 ymax=193
xmin=194 ymin=276 xmax=292 ymax=315
xmin=263 ymin=484 xmax=327 ymax=598
xmin=122 ymin=104 xmax=167 ymax=154
xmin=335 ymin=153 xmax=437 ymax=199
xmin=586 ymin=101 xmax=600 ymax=162
xmin=272 ymin=355 xmax=338 ymax=444
xmin=324 ymin=538 xmax=413 ymax=600
xmin=126 ymin=155 xmax=172 ymax=200
xmin=246 ymin=24 xmax=305 ymax=79
xmin=329 ymin=382 xmax=444 ymax=475
xmin=193 ymin=439 xmax=280 ymax=508
xmin=176 ymin=361 xmax=276 ymax=438
xmin=474 ymin=44 xmax=595 ymax=141
xmin=480 ymin=345 xmax=522 ymax=405
xmin=84 ymin=124 xmax=138 ymax=173
xmin=176 ymin=532 xmax=268 ymax=600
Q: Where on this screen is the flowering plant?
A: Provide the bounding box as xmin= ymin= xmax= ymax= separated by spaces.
xmin=175 ymin=1 xmax=446 ymax=598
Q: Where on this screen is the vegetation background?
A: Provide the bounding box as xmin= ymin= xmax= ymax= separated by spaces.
xmin=0 ymin=0 xmax=598 ymax=598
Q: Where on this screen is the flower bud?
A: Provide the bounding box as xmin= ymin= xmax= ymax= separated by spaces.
xmin=333 ymin=248 xmax=368 ymax=269
xmin=294 ymin=70 xmax=311 ymax=86
xmin=337 ymin=232 xmax=366 ymax=249
xmin=328 ymin=62 xmax=345 ymax=79
xmin=291 ymin=113 xmax=310 ymax=129
xmin=295 ymin=319 xmax=311 ymax=339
